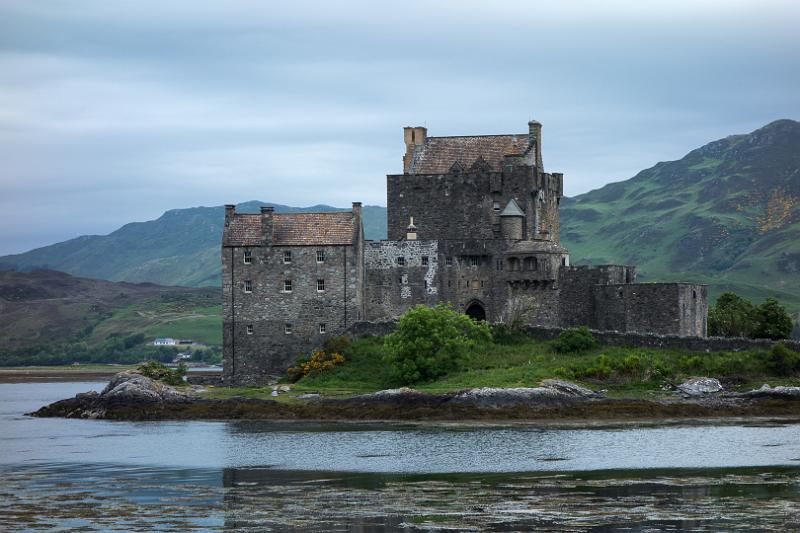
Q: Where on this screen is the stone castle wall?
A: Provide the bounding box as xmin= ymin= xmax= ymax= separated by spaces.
xmin=223 ymin=243 xmax=362 ymax=385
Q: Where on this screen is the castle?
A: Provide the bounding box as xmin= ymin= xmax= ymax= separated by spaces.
xmin=222 ymin=120 xmax=708 ymax=385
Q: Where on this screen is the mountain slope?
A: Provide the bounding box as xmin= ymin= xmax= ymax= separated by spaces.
xmin=0 ymin=202 xmax=388 ymax=287
xmin=561 ymin=119 xmax=800 ymax=311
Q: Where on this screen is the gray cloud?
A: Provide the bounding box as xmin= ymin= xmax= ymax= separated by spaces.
xmin=1 ymin=0 xmax=799 ymax=254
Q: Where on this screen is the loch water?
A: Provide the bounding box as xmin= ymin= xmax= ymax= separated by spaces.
xmin=1 ymin=381 xmax=799 ymax=531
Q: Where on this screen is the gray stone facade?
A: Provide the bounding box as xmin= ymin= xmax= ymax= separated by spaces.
xmin=222 ymin=119 xmax=709 ymax=385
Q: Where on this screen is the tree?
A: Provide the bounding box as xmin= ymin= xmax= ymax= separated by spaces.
xmin=384 ymin=304 xmax=491 ymax=385
xmin=752 ymin=298 xmax=793 ymax=340
xmin=708 ymin=292 xmax=756 ymax=338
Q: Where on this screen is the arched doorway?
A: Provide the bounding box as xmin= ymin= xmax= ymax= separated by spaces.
xmin=465 ymin=301 xmax=486 ymax=322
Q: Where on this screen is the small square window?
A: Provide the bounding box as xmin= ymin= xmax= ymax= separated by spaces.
xmin=316 ymin=250 xmax=325 ymax=263
xmin=283 ymin=251 xmax=292 ymax=264
xmin=421 ymin=256 xmax=429 ymax=266
xmin=243 ymin=250 xmax=252 ymax=264
xmin=470 ymin=256 xmax=480 ymax=267
xmin=246 ymin=324 xmax=254 ymax=335
xmin=283 ymin=279 xmax=292 ymax=292
xmin=244 ymin=280 xmax=253 ymax=293
xmin=445 ymin=256 xmax=453 ymax=266
xmin=319 ymin=323 xmax=326 ymax=334
xmin=396 ymin=256 xmax=405 ymax=266
xmin=317 ymin=279 xmax=325 ymax=292
xmin=285 ymin=323 xmax=293 ymax=334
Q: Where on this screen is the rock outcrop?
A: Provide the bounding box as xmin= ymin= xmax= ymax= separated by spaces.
xmin=677 ymin=377 xmax=723 ymax=397
xmin=29 ymin=371 xmax=193 ymax=418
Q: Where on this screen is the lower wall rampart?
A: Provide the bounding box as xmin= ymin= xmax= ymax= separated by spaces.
xmin=343 ymin=320 xmax=800 ymax=353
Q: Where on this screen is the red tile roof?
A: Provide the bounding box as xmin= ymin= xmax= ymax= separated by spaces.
xmin=225 ymin=212 xmax=357 ymax=246
xmin=409 ymin=134 xmax=532 ymax=174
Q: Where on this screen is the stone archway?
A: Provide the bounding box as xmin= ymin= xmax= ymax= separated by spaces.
xmin=465 ymin=301 xmax=486 ymax=322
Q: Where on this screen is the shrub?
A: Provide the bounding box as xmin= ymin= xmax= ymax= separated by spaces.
xmin=287 ymin=349 xmax=345 ymax=382
xmin=585 ymin=354 xmax=613 ymax=380
xmin=551 ymin=327 xmax=598 ymax=353
xmin=764 ymin=342 xmax=800 ymax=376
xmin=384 ymin=304 xmax=491 ymax=385
xmin=322 ymin=335 xmax=350 ymax=354
xmin=619 ymin=355 xmax=643 ymax=376
xmin=678 ymin=355 xmax=703 ymax=373
xmin=752 ymin=298 xmax=793 ymax=340
xmin=137 ymin=360 xmax=187 ymax=386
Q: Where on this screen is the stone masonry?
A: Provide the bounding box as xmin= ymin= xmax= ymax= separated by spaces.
xmin=222 ymin=120 xmax=708 ymax=385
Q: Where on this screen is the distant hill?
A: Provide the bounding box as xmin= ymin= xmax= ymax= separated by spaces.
xmin=0 ymin=269 xmax=220 ymax=353
xmin=561 ymin=119 xmax=800 ymax=313
xmin=0 ymin=202 xmax=388 ymax=287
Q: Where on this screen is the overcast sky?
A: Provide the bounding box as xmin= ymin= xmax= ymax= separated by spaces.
xmin=1 ymin=0 xmax=799 ymax=255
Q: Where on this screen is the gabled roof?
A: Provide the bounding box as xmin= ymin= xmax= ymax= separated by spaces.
xmin=224 ymin=212 xmax=357 ymax=246
xmin=408 ymin=134 xmax=531 ymax=174
xmin=500 ymin=198 xmax=525 ymax=217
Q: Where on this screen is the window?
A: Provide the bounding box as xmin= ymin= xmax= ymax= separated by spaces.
xmin=470 ymin=256 xmax=480 ymax=267
xmin=283 ymin=279 xmax=292 ymax=292
xmin=319 ymin=323 xmax=326 ymax=334
xmin=421 ymin=256 xmax=429 ymax=266
xmin=493 ymin=201 xmax=500 ymax=211
xmin=244 ymin=280 xmax=253 ymax=293
xmin=283 ymin=251 xmax=292 ymax=264
xmin=316 ymin=249 xmax=325 ymax=263
xmin=445 ymin=256 xmax=453 ymax=266
xmin=243 ymin=250 xmax=252 ymax=264
xmin=496 ymin=259 xmax=503 ymax=271
xmin=562 ymin=257 xmax=567 ymax=266
xmin=317 ymin=279 xmax=325 ymax=292
xmin=285 ymin=323 xmax=293 ymax=334
xmin=396 ymin=256 xmax=405 ymax=266
xmin=246 ymin=324 xmax=254 ymax=335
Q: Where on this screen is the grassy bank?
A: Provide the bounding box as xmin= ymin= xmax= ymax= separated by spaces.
xmin=205 ymin=333 xmax=800 ymax=401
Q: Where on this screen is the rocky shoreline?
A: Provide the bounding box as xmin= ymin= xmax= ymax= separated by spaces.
xmin=28 ymin=371 xmax=800 ymax=422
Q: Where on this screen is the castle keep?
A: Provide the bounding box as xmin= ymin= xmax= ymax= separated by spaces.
xmin=223 ymin=120 xmax=708 ymax=385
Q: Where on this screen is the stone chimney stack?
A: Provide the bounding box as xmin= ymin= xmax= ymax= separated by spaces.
xmin=528 ymin=120 xmax=543 ymax=169
xmin=352 ymin=201 xmax=362 ymax=240
xmin=403 ymin=126 xmax=427 ymax=173
xmin=260 ymin=205 xmax=274 ymax=245
xmin=406 ymin=216 xmax=418 ymax=240
xmin=224 ymin=204 xmax=235 ymax=226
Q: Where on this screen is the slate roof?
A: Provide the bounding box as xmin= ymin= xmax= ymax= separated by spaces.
xmin=499 ymin=198 xmax=525 ymax=217
xmin=408 ymin=134 xmax=531 ymax=174
xmin=225 ymin=212 xmax=357 ymax=246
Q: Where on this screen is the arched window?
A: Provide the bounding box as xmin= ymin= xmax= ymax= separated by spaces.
xmin=507 ymin=257 xmax=520 ymax=271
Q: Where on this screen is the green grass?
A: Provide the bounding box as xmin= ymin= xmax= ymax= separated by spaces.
xmin=210 ymin=334 xmax=800 ymax=401
xmin=91 ymin=302 xmax=222 ymax=346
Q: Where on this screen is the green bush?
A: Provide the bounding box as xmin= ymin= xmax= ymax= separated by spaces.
xmin=137 ymin=360 xmax=187 ymax=386
xmin=551 ymin=327 xmax=598 ymax=353
xmin=708 ymin=292 xmax=756 ymax=338
xmin=764 ymin=342 xmax=800 ymax=376
xmin=752 ymin=298 xmax=793 ymax=340
xmin=384 ymin=304 xmax=491 ymax=385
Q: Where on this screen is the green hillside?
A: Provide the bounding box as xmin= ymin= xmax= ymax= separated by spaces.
xmin=0 ymin=269 xmax=222 ymax=365
xmin=0 ymin=202 xmax=387 ymax=287
xmin=561 ymin=119 xmax=800 ymax=313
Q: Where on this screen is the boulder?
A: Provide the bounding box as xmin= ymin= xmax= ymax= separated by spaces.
xmin=451 ymin=380 xmax=599 ymax=407
xmin=101 ymin=371 xmax=191 ymax=403
xmin=740 ymin=384 xmax=800 ymax=399
xmin=677 ymin=377 xmax=723 ymax=397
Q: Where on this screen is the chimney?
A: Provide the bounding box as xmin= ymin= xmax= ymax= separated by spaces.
xmin=352 ymin=201 xmax=363 ymax=240
xmin=224 ymin=204 xmax=235 ymax=226
xmin=402 ymin=126 xmax=427 ymax=173
xmin=260 ymin=205 xmax=274 ymax=245
xmin=528 ymin=120 xmax=543 ymax=169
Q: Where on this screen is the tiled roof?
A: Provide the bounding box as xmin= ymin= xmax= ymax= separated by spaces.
xmin=409 ymin=134 xmax=531 ymax=174
xmin=225 ymin=212 xmax=357 ymax=246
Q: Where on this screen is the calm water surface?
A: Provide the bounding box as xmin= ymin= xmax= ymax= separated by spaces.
xmin=1 ymin=381 xmax=799 ymax=531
